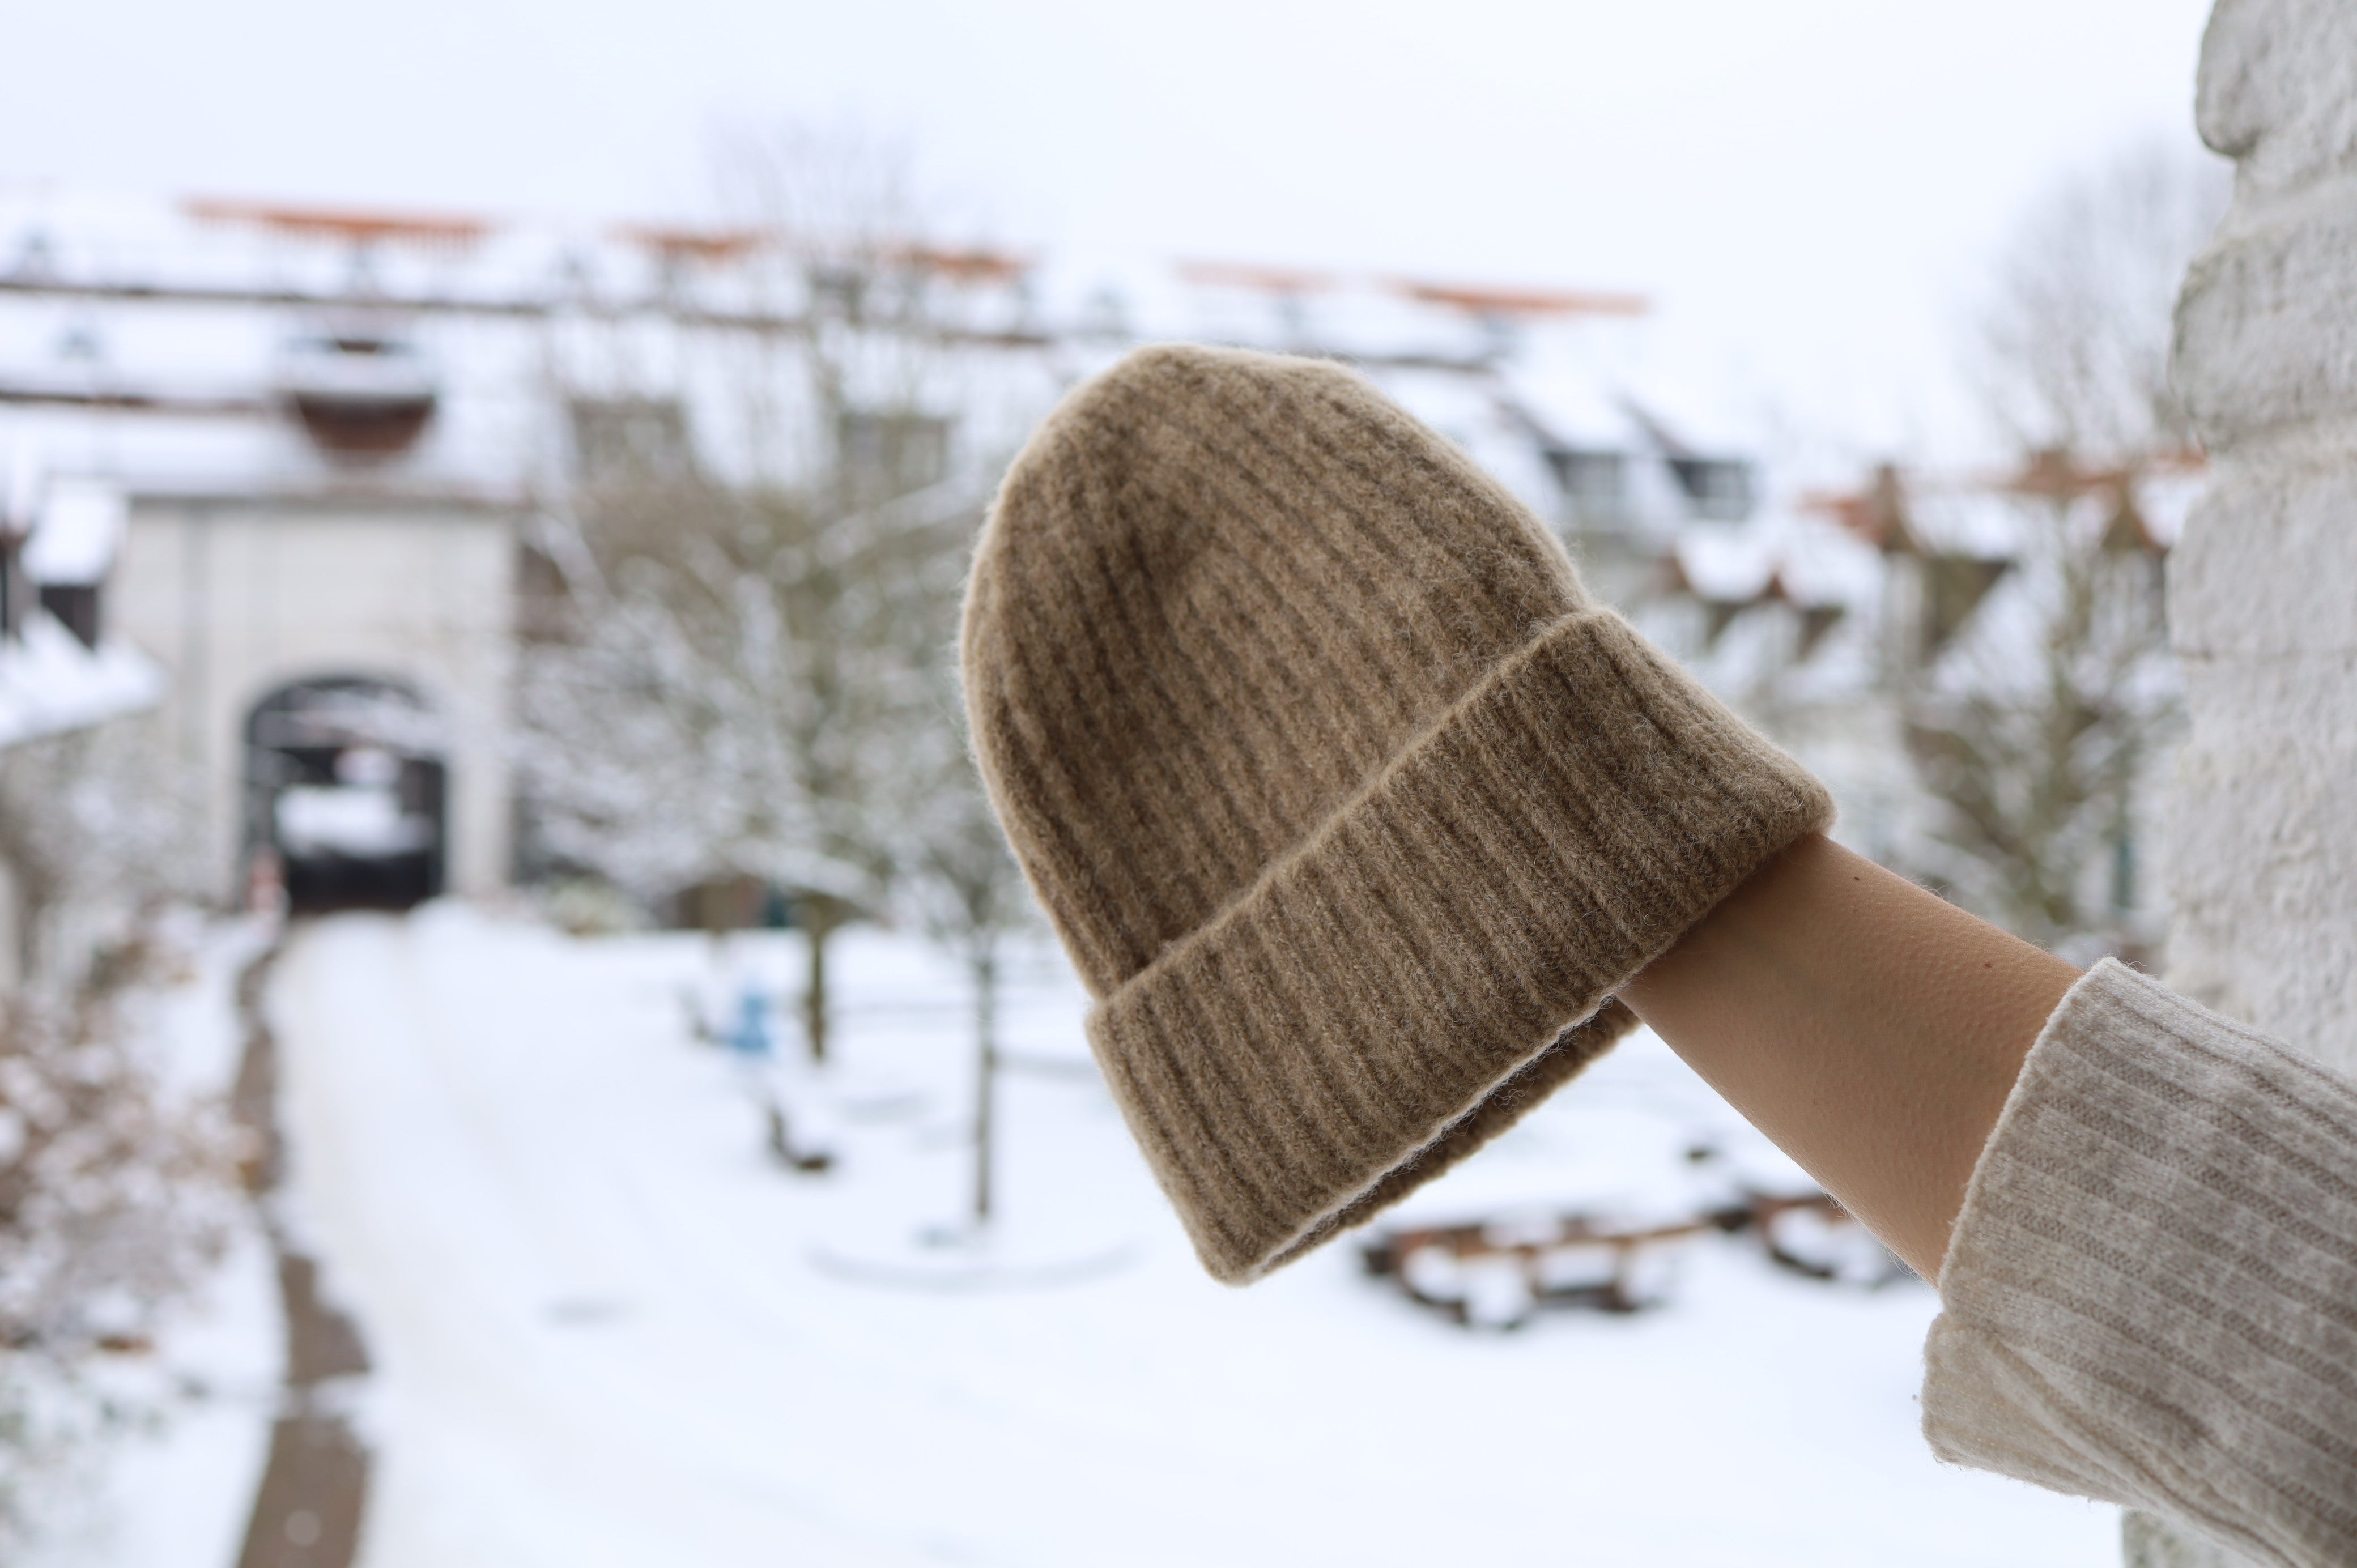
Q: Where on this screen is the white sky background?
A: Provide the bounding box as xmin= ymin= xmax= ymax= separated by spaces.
xmin=5 ymin=0 xmax=2218 ymax=470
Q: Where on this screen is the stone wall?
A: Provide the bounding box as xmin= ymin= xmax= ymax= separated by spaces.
xmin=2134 ymin=1 xmax=2357 ymax=1562
xmin=2165 ymin=0 xmax=2357 ymax=1065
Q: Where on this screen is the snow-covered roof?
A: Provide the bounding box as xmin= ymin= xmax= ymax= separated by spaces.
xmin=1905 ymin=488 xmax=2023 ymax=557
xmin=15 ymin=185 xmax=2148 ymax=736
xmin=0 ymin=611 xmax=161 ymax=748
xmin=24 ymin=478 xmax=125 ymax=585
xmin=1673 ymin=525 xmax=1776 ymax=602
xmin=0 ymin=189 xmax=1797 ymax=580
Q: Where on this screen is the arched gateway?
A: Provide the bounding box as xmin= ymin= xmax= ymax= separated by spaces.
xmin=108 ymin=489 xmax=519 ymax=906
xmin=245 ymin=676 xmax=449 ymax=911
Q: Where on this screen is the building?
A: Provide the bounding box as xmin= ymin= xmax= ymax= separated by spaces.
xmin=0 ymin=193 xmax=1070 ymax=908
xmin=0 ymin=188 xmax=2181 ymax=948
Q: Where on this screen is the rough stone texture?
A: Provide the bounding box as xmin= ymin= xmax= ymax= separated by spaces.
xmin=2177 ymin=216 xmax=2357 ymax=442
xmin=2176 ymin=0 xmax=2357 ymax=445
xmin=2193 ymin=0 xmax=2357 ymax=197
xmin=2141 ymin=0 xmax=2357 ymax=1560
xmin=2168 ymin=444 xmax=2357 ymax=655
xmin=2165 ymin=0 xmax=2357 ymax=1067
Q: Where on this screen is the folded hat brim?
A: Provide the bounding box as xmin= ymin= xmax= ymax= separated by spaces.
xmin=1088 ymin=606 xmax=1833 ymax=1282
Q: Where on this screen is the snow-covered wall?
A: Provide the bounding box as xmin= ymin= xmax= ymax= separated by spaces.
xmin=2143 ymin=4 xmax=2357 ymax=1562
xmin=2165 ymin=0 xmax=2357 ymax=1068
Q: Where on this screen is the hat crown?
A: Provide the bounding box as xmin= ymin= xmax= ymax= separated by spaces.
xmin=964 ymin=344 xmax=1584 ymax=995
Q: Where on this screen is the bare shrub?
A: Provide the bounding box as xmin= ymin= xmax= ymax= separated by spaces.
xmin=0 ymin=935 xmax=244 ymax=1545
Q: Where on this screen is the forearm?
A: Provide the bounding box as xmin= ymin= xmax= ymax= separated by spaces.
xmin=1618 ymin=833 xmax=2079 ymax=1281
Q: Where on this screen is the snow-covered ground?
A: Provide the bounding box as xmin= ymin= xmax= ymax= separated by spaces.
xmin=40 ymin=1225 xmax=280 ymax=1568
xmin=248 ymin=903 xmax=2117 ymax=1567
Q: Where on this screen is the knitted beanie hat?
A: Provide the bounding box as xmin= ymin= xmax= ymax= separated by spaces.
xmin=962 ymin=344 xmax=1832 ymax=1282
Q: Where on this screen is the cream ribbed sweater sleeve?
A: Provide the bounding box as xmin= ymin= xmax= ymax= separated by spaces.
xmin=1922 ymin=959 xmax=2357 ymax=1567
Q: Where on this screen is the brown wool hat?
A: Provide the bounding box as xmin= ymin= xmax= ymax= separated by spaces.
xmin=961 ymin=344 xmax=1833 ymax=1283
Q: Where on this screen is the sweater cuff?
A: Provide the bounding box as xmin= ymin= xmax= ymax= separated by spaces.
xmin=1923 ymin=959 xmax=2357 ymax=1566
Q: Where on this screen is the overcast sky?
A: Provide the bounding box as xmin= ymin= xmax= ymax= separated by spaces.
xmin=6 ymin=0 xmax=2219 ymax=467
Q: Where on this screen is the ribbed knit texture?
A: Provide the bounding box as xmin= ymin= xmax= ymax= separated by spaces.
xmin=1926 ymin=960 xmax=2357 ymax=1568
xmin=963 ymin=344 xmax=1833 ymax=1282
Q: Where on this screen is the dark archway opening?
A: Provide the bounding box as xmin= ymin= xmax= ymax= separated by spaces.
xmin=245 ymin=676 xmax=448 ymax=913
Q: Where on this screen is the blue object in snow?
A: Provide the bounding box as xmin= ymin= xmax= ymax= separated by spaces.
xmin=727 ymin=986 xmax=773 ymax=1058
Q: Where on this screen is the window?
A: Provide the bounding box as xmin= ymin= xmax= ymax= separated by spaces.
xmin=1918 ymin=554 xmax=2011 ymax=662
xmin=1667 ymin=457 xmax=1755 ymax=521
xmin=1546 ymin=448 xmax=1629 ymax=527
xmin=280 ymin=331 xmax=438 ymax=460
xmin=39 ymin=584 xmax=99 ymax=649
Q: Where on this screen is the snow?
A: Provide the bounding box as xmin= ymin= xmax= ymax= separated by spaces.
xmin=1907 ymin=488 xmax=2025 ymax=557
xmin=247 ymin=903 xmax=2118 ymax=1568
xmin=0 ymin=612 xmax=161 ymax=748
xmin=275 ymin=785 xmax=431 ymax=858
xmin=1673 ymin=524 xmax=1777 ymax=602
xmin=47 ymin=1226 xmax=281 ymax=1568
xmin=24 ymin=479 xmax=126 ymax=586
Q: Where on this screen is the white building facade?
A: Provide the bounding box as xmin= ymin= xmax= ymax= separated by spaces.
xmin=1 ymin=188 xmax=2185 ymax=939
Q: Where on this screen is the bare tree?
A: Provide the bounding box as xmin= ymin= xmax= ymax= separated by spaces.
xmin=1903 ymin=487 xmax=2177 ymax=951
xmin=903 ymin=657 xmax=1034 ymax=1226
xmin=1900 ymin=137 xmax=2227 ymax=957
xmin=1975 ymin=136 xmax=2229 ymax=462
xmin=520 ymin=122 xmax=1002 ymax=1062
xmin=513 ymin=539 xmax=742 ymax=908
xmin=520 ymin=470 xmax=977 ymax=1053
xmin=0 ymin=714 xmax=194 ymax=995
xmin=726 ymin=120 xmax=1042 ymax=1204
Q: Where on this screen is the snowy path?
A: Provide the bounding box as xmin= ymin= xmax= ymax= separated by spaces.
xmin=270 ymin=905 xmax=2118 ymax=1567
